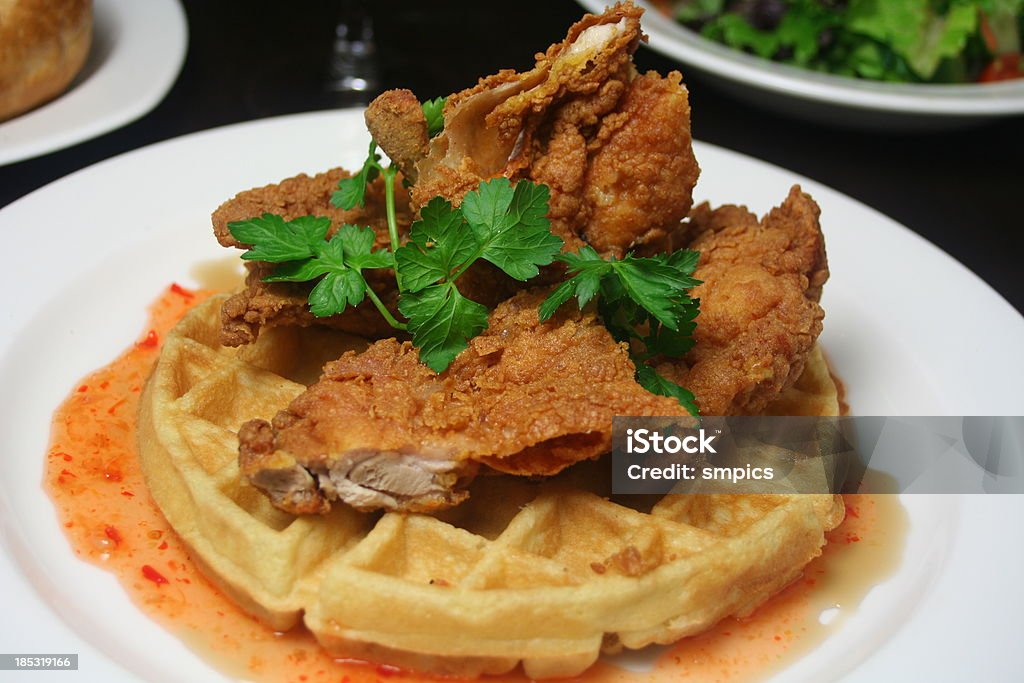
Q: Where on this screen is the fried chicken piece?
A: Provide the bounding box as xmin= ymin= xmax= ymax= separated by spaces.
xmin=581 ymin=70 xmax=699 ymax=254
xmin=214 ymin=166 xmax=525 ymax=345
xmin=238 ymin=289 xmax=690 ymax=514
xmin=212 ymin=168 xmax=411 ymax=345
xmin=219 ymin=2 xmax=697 ymax=346
xmin=221 ymin=257 xmax=524 ymax=346
xmin=212 ymin=167 xmax=403 ymax=250
xmin=220 ymin=261 xmax=402 ymax=346
xmin=368 ymin=1 xmax=698 ymax=257
xmin=656 ymin=186 xmax=828 ymax=416
xmin=363 ymin=89 xmax=428 ymax=182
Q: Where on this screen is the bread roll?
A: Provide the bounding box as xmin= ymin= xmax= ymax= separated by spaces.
xmin=0 ymin=0 xmax=93 ymax=122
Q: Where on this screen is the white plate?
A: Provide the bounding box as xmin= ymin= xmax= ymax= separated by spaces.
xmin=578 ymin=0 xmax=1024 ymax=128
xmin=0 ymin=0 xmax=187 ymax=166
xmin=0 ymin=110 xmax=1021 ymax=682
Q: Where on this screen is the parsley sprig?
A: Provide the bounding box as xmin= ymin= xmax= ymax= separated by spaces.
xmin=331 ymin=97 xmax=449 ymax=291
xmin=539 ymin=246 xmax=702 ymax=415
xmin=228 ymin=216 xmax=400 ymax=325
xmin=394 ymin=179 xmax=563 ymax=370
xmin=229 ymin=177 xmax=565 ymax=372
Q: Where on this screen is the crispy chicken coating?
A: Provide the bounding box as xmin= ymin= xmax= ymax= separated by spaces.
xmin=368 ymin=1 xmax=699 ymax=258
xmin=238 ymin=289 xmax=690 ymax=514
xmin=363 ymin=89 xmax=428 ymax=182
xmin=220 ymin=261 xmax=402 ymax=346
xmin=657 ymin=186 xmax=828 ymax=416
xmin=211 ymin=168 xmax=401 ymax=250
xmin=213 ymin=167 xmax=523 ymax=345
xmin=212 ymin=169 xmax=410 ymax=345
xmin=216 ymin=2 xmax=699 ymax=346
xmin=581 ymin=71 xmax=699 ymax=254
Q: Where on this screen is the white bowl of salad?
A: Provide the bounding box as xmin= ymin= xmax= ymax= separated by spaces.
xmin=578 ymin=0 xmax=1024 ymax=128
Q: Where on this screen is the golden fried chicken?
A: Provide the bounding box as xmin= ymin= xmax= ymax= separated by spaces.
xmin=216 ymin=2 xmax=698 ymax=348
xmin=211 ymin=168 xmax=401 ymax=250
xmin=220 ymin=261 xmax=402 ymax=346
xmin=221 ymin=1 xmax=829 ymax=519
xmin=368 ymin=1 xmax=699 ymax=258
xmin=363 ymin=89 xmax=428 ymax=182
xmin=655 ymin=186 xmax=828 ymax=416
xmin=214 ymin=165 xmax=524 ymax=346
xmin=238 ymin=289 xmax=690 ymax=514
xmin=211 ymin=168 xmax=411 ymax=345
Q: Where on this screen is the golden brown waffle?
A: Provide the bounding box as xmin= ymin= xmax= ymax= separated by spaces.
xmin=139 ymin=295 xmax=844 ymax=679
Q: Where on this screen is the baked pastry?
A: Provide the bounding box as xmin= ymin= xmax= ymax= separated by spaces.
xmin=0 ymin=0 xmax=93 ymax=122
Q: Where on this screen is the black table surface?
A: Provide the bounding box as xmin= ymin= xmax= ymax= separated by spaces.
xmin=1 ymin=0 xmax=1021 ymax=314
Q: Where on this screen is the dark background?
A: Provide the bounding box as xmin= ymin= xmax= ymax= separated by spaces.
xmin=1 ymin=0 xmax=1021 ymax=313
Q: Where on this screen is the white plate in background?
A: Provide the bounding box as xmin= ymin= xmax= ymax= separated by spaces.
xmin=578 ymin=0 xmax=1024 ymax=128
xmin=0 ymin=0 xmax=187 ymax=166
xmin=0 ymin=110 xmax=1021 ymax=681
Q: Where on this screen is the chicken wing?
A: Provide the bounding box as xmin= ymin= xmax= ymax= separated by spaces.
xmin=238 ymin=289 xmax=690 ymax=514
xmin=656 ymin=186 xmax=828 ymax=416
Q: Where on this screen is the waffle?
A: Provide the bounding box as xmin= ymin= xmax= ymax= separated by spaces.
xmin=138 ymin=294 xmax=845 ymax=678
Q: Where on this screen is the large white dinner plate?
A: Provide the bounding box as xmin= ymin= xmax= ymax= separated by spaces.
xmin=0 ymin=0 xmax=187 ymax=166
xmin=578 ymin=0 xmax=1024 ymax=128
xmin=0 ymin=110 xmax=1021 ymax=682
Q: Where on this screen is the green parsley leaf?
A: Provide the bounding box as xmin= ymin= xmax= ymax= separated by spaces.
xmin=388 ymin=178 xmax=561 ymax=372
xmin=540 ymin=246 xmax=702 ymax=414
xmin=394 ymin=196 xmax=479 ymax=292
xmin=337 ymin=223 xmax=393 ymax=270
xmin=636 ymin=365 xmax=700 ymax=416
xmin=309 ymin=269 xmax=367 ymax=317
xmin=261 ymin=258 xmax=333 ymax=282
xmin=421 ymin=97 xmax=446 ymax=138
xmin=536 ymin=280 xmax=577 ymax=322
xmin=536 ymin=246 xmax=609 ymax=320
xmin=229 ymin=214 xmax=332 ymax=262
xmin=666 ymin=248 xmax=700 ymax=272
xmin=460 ymin=178 xmax=513 ymax=238
xmin=234 ymin=219 xmax=392 ymax=319
xmin=615 ymin=255 xmax=700 ymax=330
xmin=398 ymin=284 xmax=490 ymax=372
xmin=641 ymin=298 xmax=700 ymax=357
xmin=540 ymin=250 xmax=700 ymax=330
xmin=332 ymin=141 xmax=382 ymax=210
xmin=461 ymin=178 xmax=563 ymax=281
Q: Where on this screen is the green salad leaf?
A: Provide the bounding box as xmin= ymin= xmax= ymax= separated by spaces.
xmin=685 ymin=0 xmax=1022 ymax=83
